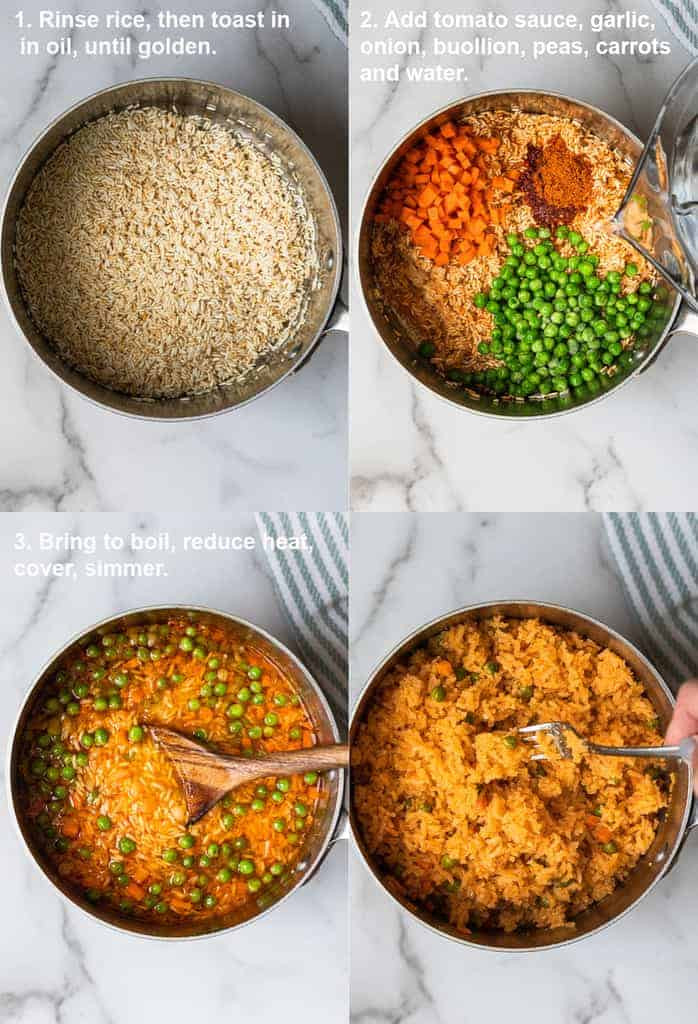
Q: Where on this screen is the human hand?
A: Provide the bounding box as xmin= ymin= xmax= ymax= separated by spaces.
xmin=666 ymin=680 xmax=698 ymax=794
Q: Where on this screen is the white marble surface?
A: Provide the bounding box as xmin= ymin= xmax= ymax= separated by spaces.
xmin=350 ymin=0 xmax=698 ymax=512
xmin=0 ymin=510 xmax=346 ymax=1023
xmin=350 ymin=510 xmax=698 ymax=1022
xmin=0 ymin=0 xmax=348 ymax=515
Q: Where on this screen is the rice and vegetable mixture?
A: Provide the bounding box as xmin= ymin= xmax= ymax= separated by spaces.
xmin=352 ymin=617 xmax=670 ymax=934
xmin=18 ymin=616 xmax=326 ymax=925
xmin=372 ymin=111 xmax=665 ymax=400
xmin=15 ymin=107 xmax=317 ymax=398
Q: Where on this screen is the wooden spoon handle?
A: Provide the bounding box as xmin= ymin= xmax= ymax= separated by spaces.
xmin=234 ymin=744 xmax=350 ymax=783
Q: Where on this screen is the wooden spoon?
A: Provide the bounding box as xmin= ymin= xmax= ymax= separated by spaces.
xmin=149 ymin=725 xmax=349 ymax=826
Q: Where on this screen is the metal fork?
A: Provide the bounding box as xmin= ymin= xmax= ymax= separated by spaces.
xmin=519 ymin=721 xmax=697 ymax=763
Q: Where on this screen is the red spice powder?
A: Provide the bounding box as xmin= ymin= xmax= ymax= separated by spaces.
xmin=518 ymin=136 xmax=592 ymax=227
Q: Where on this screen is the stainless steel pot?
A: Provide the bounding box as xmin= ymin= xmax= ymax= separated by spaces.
xmin=1 ymin=78 xmax=343 ymax=420
xmin=357 ymin=90 xmax=698 ymax=419
xmin=349 ymin=600 xmax=697 ymax=951
xmin=7 ymin=605 xmax=345 ymax=940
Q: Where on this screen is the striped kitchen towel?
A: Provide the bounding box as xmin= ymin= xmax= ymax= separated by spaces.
xmin=651 ymin=1 xmax=698 ymax=52
xmin=311 ymin=0 xmax=347 ymax=44
xmin=256 ymin=512 xmax=347 ymax=729
xmin=604 ymin=512 xmax=698 ymax=688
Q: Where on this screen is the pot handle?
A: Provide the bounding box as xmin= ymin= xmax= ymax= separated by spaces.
xmin=292 ymin=297 xmax=349 ymax=375
xmin=639 ymin=302 xmax=698 ymax=374
xmin=688 ymin=796 xmax=698 ymax=834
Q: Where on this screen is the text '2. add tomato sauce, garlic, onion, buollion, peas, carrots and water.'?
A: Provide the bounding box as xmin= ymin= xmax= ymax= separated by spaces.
xmin=18 ymin=617 xmax=327 ymax=924
xmin=371 ymin=110 xmax=668 ymax=401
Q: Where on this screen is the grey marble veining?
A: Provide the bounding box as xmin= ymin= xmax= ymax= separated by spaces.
xmin=349 ymin=510 xmax=698 ymax=1022
xmin=0 ymin=509 xmax=347 ymax=1024
xmin=0 ymin=0 xmax=348 ymax=516
xmin=350 ymin=0 xmax=698 ymax=512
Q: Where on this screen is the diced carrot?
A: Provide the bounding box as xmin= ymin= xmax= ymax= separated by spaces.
xmin=417 ymin=184 xmax=439 ymax=208
xmin=492 ymin=175 xmax=516 ymax=193
xmin=375 ymin=122 xmax=505 ymax=266
xmin=125 ymin=882 xmax=145 ymax=900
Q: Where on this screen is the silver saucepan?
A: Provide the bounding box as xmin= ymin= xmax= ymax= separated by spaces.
xmin=7 ymin=605 xmax=345 ymax=940
xmin=349 ymin=600 xmax=697 ymax=951
xmin=357 ymin=90 xmax=698 ymax=419
xmin=1 ymin=78 xmax=343 ymax=420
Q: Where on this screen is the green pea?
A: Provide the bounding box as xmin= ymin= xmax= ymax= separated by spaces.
xmin=247 ymin=878 xmax=262 ymax=893
xmin=221 ymin=812 xmax=234 ymax=829
xmin=303 ymin=771 xmax=318 ymax=785
xmin=179 ymin=637 xmax=194 ymax=652
xmin=187 ymin=698 xmax=200 ymax=712
xmin=602 ymin=841 xmax=618 ymax=854
xmin=430 ymin=685 xmax=446 ymax=702
xmin=178 ymin=834 xmax=195 ymax=850
xmin=273 ymin=693 xmax=288 ymax=707
xmin=294 ymin=802 xmax=308 ymax=818
xmin=94 ymin=697 xmax=108 ymax=712
xmin=162 ymin=848 xmax=178 ymax=863
xmin=441 ymin=855 xmax=456 ymax=869
xmin=97 ymin=815 xmax=112 ymax=831
xmin=504 ymin=735 xmax=518 ymax=750
xmin=248 ymin=726 xmax=262 ymax=740
xmin=189 ymin=888 xmax=202 ymax=903
xmin=247 ymin=666 xmax=262 ymax=681
xmin=273 ymin=818 xmax=286 ymax=832
xmin=107 ymin=694 xmax=121 ymax=710
xmin=264 ymin=712 xmax=279 ymax=727
xmin=271 ymin=791 xmax=284 ymax=804
xmin=75 ymin=752 xmax=89 ymax=767
xmin=226 ymin=703 xmax=244 ymax=719
xmin=237 ymin=858 xmax=255 ymax=875
xmin=251 ymin=798 xmax=265 ymax=812
xmin=61 ymin=765 xmax=75 ymax=781
xmin=182 ymin=855 xmax=195 ymax=868
xmin=93 ymin=728 xmax=109 ymax=746
xmin=126 ymin=725 xmax=142 ymax=743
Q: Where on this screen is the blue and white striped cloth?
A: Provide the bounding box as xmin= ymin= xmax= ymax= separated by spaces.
xmin=604 ymin=512 xmax=698 ymax=688
xmin=256 ymin=512 xmax=347 ymax=729
xmin=652 ymin=0 xmax=698 ymax=52
xmin=312 ymin=0 xmax=347 ymax=43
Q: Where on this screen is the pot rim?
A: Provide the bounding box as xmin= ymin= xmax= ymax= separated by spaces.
xmin=1 ymin=75 xmax=343 ymax=422
xmin=355 ymin=87 xmax=683 ymax=421
xmin=6 ymin=602 xmax=345 ymax=942
xmin=349 ymin=598 xmax=694 ymax=952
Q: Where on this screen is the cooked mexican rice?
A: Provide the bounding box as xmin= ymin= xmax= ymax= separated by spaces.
xmin=352 ymin=616 xmax=670 ymax=934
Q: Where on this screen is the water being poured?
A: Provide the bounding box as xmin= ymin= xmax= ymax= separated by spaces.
xmin=614 ymin=57 xmax=698 ymax=309
xmin=672 ymin=114 xmax=698 ymax=274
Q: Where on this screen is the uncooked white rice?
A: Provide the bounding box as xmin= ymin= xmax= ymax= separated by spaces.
xmin=15 ymin=106 xmax=318 ymax=398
